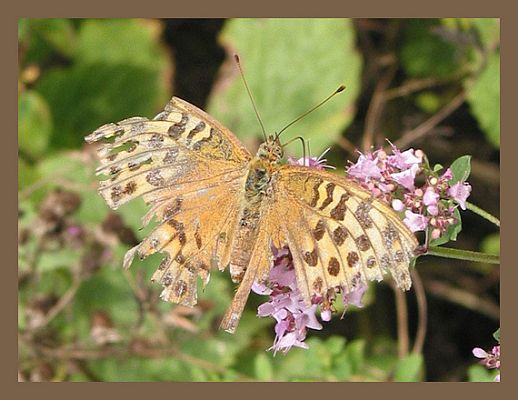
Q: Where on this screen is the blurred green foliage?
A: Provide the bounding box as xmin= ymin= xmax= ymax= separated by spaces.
xmin=207 ymin=18 xmax=362 ymax=155
xmin=18 ymin=18 xmax=499 ymax=382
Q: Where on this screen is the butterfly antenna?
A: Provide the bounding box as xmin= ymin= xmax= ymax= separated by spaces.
xmin=307 ymin=140 xmax=312 ymax=166
xmin=281 ymin=136 xmax=307 ymax=165
xmin=276 ymin=85 xmax=346 ymax=140
xmin=234 ymin=54 xmax=267 ymax=141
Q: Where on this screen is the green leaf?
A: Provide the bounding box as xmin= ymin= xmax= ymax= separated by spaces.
xmin=400 ymin=19 xmax=459 ymax=79
xmin=18 ymin=157 xmax=40 ymax=190
xmin=208 ymin=18 xmax=362 ymax=155
xmin=35 ymin=266 xmax=74 ymax=297
xmin=18 ymin=90 xmax=52 ymax=159
xmin=332 ymin=354 xmax=353 ymax=381
xmin=18 ymin=302 xmax=27 ymax=331
xmin=432 ymin=163 xmax=444 ymax=173
xmin=468 ymin=364 xmax=498 ymax=382
xmin=480 ymin=233 xmax=500 ymax=256
xmin=493 ymin=328 xmax=500 ymax=342
xmin=35 ymin=19 xmax=170 ymax=150
xmin=37 ymin=152 xmax=90 ymax=183
xmin=254 ymin=352 xmax=274 ymax=381
xmin=189 ymin=366 xmax=209 ymax=381
xmin=272 ymin=336 xmax=351 ymax=381
xmin=471 ymin=18 xmax=500 ymax=50
xmin=29 ymin=19 xmax=77 ymax=58
xmin=76 ymin=19 xmax=166 ymax=70
xmin=38 ymin=248 xmax=81 ymax=273
xmin=344 ymin=339 xmax=365 ymax=373
xmin=36 ymin=62 xmax=168 ymax=150
xmin=449 ymin=155 xmax=472 ymax=184
xmin=368 ymin=337 xmax=399 ymax=364
xmin=21 ymin=19 xmax=77 ymax=64
xmin=466 ymin=52 xmax=500 ymax=148
xmin=415 ymin=92 xmax=442 ymax=113
xmin=18 ymin=18 xmax=30 ymax=42
xmin=115 ymin=199 xmax=149 ymax=233
xmin=87 ymin=357 xmax=190 ymax=381
xmin=72 ymin=267 xmax=139 ymax=340
xmin=31 ymin=152 xmax=94 ymax=205
xmin=393 ymin=353 xmax=424 ymax=382
xmin=430 ymin=207 xmax=462 ymax=246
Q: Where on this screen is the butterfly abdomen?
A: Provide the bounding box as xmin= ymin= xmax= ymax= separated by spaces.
xmin=229 ymin=159 xmax=274 ymax=282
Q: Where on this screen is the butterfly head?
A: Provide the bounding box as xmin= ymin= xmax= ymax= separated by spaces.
xmin=256 ymin=135 xmax=284 ymax=164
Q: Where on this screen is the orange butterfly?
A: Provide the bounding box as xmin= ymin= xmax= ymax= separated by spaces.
xmin=86 ymin=85 xmax=418 ymax=334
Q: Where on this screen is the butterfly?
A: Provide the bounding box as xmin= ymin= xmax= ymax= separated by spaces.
xmin=85 ymin=95 xmax=418 ymax=334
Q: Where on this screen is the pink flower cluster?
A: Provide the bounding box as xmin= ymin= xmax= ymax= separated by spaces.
xmin=346 ymin=144 xmax=472 ymax=240
xmin=253 ymin=247 xmax=367 ymax=354
xmin=473 ymin=345 xmax=500 ymax=382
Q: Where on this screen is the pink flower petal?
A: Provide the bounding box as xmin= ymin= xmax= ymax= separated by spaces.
xmin=390 ymin=164 xmax=419 ymax=190
xmin=300 ymin=305 xmax=323 ymax=330
xmin=427 ymin=204 xmax=439 ymax=216
xmin=269 ymin=264 xmax=297 ymax=289
xmin=392 ymin=199 xmax=405 ymax=211
xmin=403 ymin=210 xmax=429 ymax=232
xmin=448 ymin=182 xmax=472 ymax=210
xmin=423 ymin=187 xmax=439 ymax=207
xmin=274 ymin=319 xmax=290 ymax=338
xmin=320 ymin=309 xmax=332 ymax=322
xmin=388 ymin=147 xmax=423 ymax=169
xmin=252 ymin=281 xmax=272 ymax=295
xmin=441 ymin=168 xmax=453 ymax=182
xmin=270 ymin=331 xmax=308 ymax=354
xmin=347 ymin=154 xmax=382 ymax=180
xmin=473 ymin=347 xmax=489 ymax=359
xmin=343 ymin=283 xmax=368 ymax=308
xmin=257 ymin=302 xmax=276 ymax=317
xmin=287 ymin=150 xmax=334 ymax=170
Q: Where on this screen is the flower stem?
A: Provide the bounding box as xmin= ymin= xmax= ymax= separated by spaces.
xmin=425 ymin=246 xmax=499 ymax=264
xmin=394 ymin=288 xmax=409 ymax=359
xmin=466 ymin=201 xmax=500 ymax=227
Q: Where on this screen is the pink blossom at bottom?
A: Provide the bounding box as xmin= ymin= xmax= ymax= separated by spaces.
xmin=255 ymin=247 xmax=367 ymax=354
xmin=343 ymin=284 xmax=368 ymax=308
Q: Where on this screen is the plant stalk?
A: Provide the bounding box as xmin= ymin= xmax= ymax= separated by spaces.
xmin=425 ymin=246 xmax=499 ymax=264
xmin=466 ymin=201 xmax=500 ymax=227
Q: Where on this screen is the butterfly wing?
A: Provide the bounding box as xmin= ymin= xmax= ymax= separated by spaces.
xmin=267 ymin=165 xmax=418 ymax=305
xmin=219 ymin=164 xmax=418 ymax=333
xmin=86 ymin=97 xmax=252 ymax=307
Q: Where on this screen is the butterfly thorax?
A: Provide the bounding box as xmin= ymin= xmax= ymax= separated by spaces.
xmin=229 ymin=136 xmax=283 ymax=283
xmin=243 ymin=136 xmax=283 ymax=202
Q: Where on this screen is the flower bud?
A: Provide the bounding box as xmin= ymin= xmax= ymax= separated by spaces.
xmin=320 ymin=309 xmax=332 ymax=322
xmin=392 ymin=199 xmax=405 ymax=211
